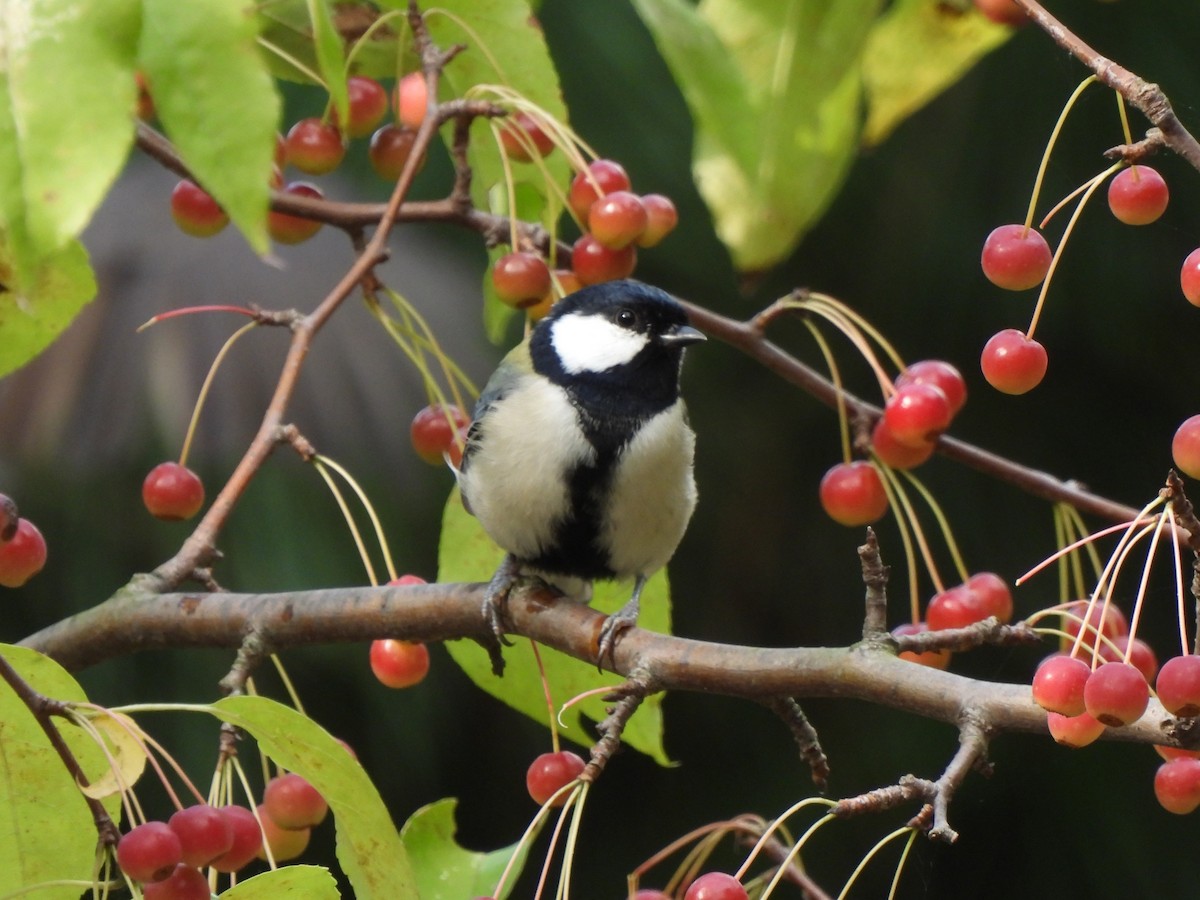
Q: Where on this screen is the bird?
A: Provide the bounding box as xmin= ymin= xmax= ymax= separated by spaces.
xmin=455 ymin=279 xmax=705 ymax=671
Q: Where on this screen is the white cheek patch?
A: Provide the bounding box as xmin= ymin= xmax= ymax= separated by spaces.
xmin=550 ymin=313 xmax=649 ymax=374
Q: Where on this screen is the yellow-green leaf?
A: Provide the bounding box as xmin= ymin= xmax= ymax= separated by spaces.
xmin=220 ymin=864 xmax=340 ymax=899
xmin=437 ymin=489 xmax=670 ymax=765
xmin=212 ymin=695 xmax=417 ymax=900
xmin=863 ymin=0 xmax=1012 ymax=146
xmin=0 ymin=645 xmax=121 ymax=899
xmin=140 ymin=0 xmax=280 ymax=254
xmin=401 ymin=799 xmax=532 ymax=900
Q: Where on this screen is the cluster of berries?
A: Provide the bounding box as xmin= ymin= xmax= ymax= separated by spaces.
xmin=115 ymin=772 xmax=329 ymax=896
xmin=0 ymin=493 xmax=47 ymax=588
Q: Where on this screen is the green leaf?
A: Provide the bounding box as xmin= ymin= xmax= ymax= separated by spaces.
xmin=862 ymin=0 xmax=1011 ymax=146
xmin=0 ymin=0 xmax=139 ymax=287
xmin=633 ymin=0 xmax=882 ymax=273
xmin=258 ymin=2 xmax=406 ymax=83
xmin=307 ymin=0 xmax=349 ymax=126
xmin=0 ymin=645 xmax=120 ymax=899
xmin=0 ymin=235 xmax=96 ymax=377
xmin=401 ymin=799 xmax=532 ymax=900
xmin=437 ymin=489 xmax=670 ymax=765
xmin=221 ymin=864 xmax=340 ymax=899
xmin=212 ymin=695 xmax=417 ymax=900
xmin=140 ymin=0 xmax=280 ymax=254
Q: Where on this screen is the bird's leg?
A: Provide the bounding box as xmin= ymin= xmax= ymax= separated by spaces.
xmin=596 ymin=574 xmax=646 ymax=670
xmin=481 ymin=554 xmax=522 ymax=676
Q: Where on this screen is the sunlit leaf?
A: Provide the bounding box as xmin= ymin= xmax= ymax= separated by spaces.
xmin=220 ymin=864 xmax=340 ymax=899
xmin=401 ymin=799 xmax=532 ymax=900
xmin=307 ymin=0 xmax=349 ymax=126
xmin=0 ymin=645 xmax=120 ymax=899
xmin=437 ymin=489 xmax=670 ymax=764
xmin=863 ymin=0 xmax=1011 ymax=146
xmin=0 ymin=0 xmax=139 ymax=288
xmin=213 ymin=695 xmax=417 ymax=900
xmin=0 ymin=235 xmax=96 ymax=377
xmin=140 ymin=0 xmax=280 ymax=254
xmin=76 ymin=710 xmax=147 ymax=800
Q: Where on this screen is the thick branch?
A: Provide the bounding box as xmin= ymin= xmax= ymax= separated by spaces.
xmin=18 ymin=582 xmax=1186 ymax=750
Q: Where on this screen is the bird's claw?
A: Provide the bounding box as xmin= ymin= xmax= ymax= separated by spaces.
xmin=481 ymin=555 xmax=522 ymax=675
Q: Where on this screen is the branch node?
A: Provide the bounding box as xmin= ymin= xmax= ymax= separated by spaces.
xmin=582 ymin=669 xmax=656 ymax=783
xmin=762 ymin=696 xmax=830 ymax=792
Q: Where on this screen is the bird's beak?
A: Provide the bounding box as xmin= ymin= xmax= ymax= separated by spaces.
xmin=659 ymin=324 xmax=706 ymax=347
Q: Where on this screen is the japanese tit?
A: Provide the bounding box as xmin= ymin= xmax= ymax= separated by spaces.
xmin=455 ymin=279 xmax=704 ymax=669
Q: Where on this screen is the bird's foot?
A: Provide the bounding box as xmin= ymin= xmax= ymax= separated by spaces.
xmin=596 ymin=577 xmax=645 ymax=671
xmin=481 ymin=555 xmax=522 ymax=675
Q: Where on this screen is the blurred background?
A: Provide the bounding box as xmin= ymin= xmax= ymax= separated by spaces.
xmin=3 ymin=0 xmax=1200 ymax=896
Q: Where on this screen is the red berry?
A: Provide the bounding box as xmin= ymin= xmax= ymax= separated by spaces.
xmin=1156 ymin=654 xmax=1200 ymax=717
xmin=335 ymin=75 xmax=389 ymax=138
xmin=870 ymin=419 xmax=935 ymax=470
xmin=633 ymin=891 xmax=672 ymax=899
xmin=492 ymin=252 xmax=552 ymax=308
xmin=892 ymin=621 xmax=952 ymax=670
xmin=1157 ymin=744 xmax=1200 ymax=762
xmin=568 ymin=159 xmax=631 ymax=222
xmin=170 ymin=180 xmax=229 ymax=238
xmin=684 ymin=872 xmax=749 ymax=900
xmin=1097 ymin=635 xmax=1157 ymax=682
xmin=525 ymin=750 xmax=586 ymax=806
xmin=883 ymin=383 xmax=952 ymax=447
xmin=818 ymin=461 xmax=888 ymax=526
xmin=142 ymin=864 xmax=210 ymax=900
xmin=587 ymin=190 xmax=648 ymax=249
xmin=168 ymin=804 xmax=234 ymax=868
xmin=926 ymin=583 xmax=987 ymax=631
xmin=263 ymin=773 xmax=328 ymax=829
xmin=269 ymin=182 xmax=324 ymax=245
xmin=369 ymin=639 xmax=431 ymax=688
xmin=1083 ymin=661 xmax=1149 ymax=726
xmin=571 ymin=234 xmax=636 ymax=285
xmin=1031 ymin=653 xmax=1090 ymax=716
xmin=895 ymin=359 xmax=967 ymax=417
xmin=1172 ymin=414 xmax=1200 ymax=479
xmin=256 ymin=805 xmax=311 ymax=862
xmin=1062 ymin=599 xmax=1128 ymax=653
xmin=1106 ymin=165 xmax=1169 ymax=225
xmin=637 ymin=194 xmax=679 ymax=247
xmin=368 ymin=124 xmax=423 ymax=181
xmin=974 ymin=0 xmax=1027 ymax=25
xmin=980 ymin=224 xmax=1052 ymax=290
xmin=1046 ymin=711 xmax=1104 ymax=748
xmin=1154 ymin=757 xmax=1200 ymax=814
xmin=389 ymin=573 xmax=427 ymax=586
xmin=395 ymin=72 xmax=428 ymax=128
xmin=0 ymin=518 xmax=47 ymax=588
xmin=284 ymin=117 xmax=345 ymax=174
xmin=410 ymin=404 xmax=470 ymax=466
xmin=142 ymin=462 xmax=205 ymax=522
xmin=210 ymin=805 xmax=263 ymax=873
xmin=116 ymin=821 xmax=183 ymax=883
xmin=1181 ymin=248 xmax=1200 ymax=306
xmin=980 ymin=328 xmax=1047 ymax=394
xmin=499 ymin=112 xmax=555 ymax=161
xmin=966 ymin=571 xmax=1013 ymax=623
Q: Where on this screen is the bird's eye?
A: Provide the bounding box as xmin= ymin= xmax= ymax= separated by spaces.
xmin=615 ymin=307 xmax=638 ymax=329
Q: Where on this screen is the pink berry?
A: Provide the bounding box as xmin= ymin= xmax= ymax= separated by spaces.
xmin=1107 ymin=165 xmax=1169 ymax=225
xmin=0 ymin=518 xmax=47 ymax=588
xmin=395 ymin=73 xmax=428 ymax=128
xmin=587 ymin=190 xmax=648 ymax=249
xmin=818 ymin=461 xmax=888 ymax=526
xmin=1031 ymin=654 xmax=1090 ymax=716
xmin=1181 ymin=248 xmax=1200 ymax=306
xmin=525 ymin=751 xmax=586 ymax=806
xmin=170 ymin=180 xmax=229 ymax=238
xmin=269 ymin=182 xmax=324 ymax=245
xmin=256 ymin=805 xmax=311 ymax=862
xmin=1062 ymin=599 xmax=1128 ymax=653
xmin=980 ymin=224 xmax=1052 ymax=290
xmin=974 ymin=0 xmax=1027 ymax=26
xmin=335 ymin=75 xmax=389 ymax=138
xmin=1172 ymin=415 xmax=1200 ymax=479
xmin=284 ymin=117 xmax=345 ymax=175
xmin=369 ymin=639 xmax=431 ymax=688
xmin=1046 ymin=711 xmax=1105 ymax=748
xmin=684 ymin=872 xmax=749 ymax=900
xmin=210 ymin=805 xmax=264 ymax=873
xmin=499 ymin=112 xmax=555 ymax=161
xmin=870 ymin=419 xmax=935 ymax=470
xmin=892 ymin=621 xmax=952 ymax=670
xmin=895 ymin=359 xmax=967 ymax=417
xmin=142 ymin=462 xmax=205 ymax=522
xmin=168 ymin=804 xmax=234 ymax=868
xmin=966 ymin=571 xmax=1013 ymax=623
xmin=1083 ymin=661 xmax=1149 ymax=726
xmin=142 ymin=864 xmax=210 ymax=899
xmin=1156 ymin=655 xmax=1200 ymax=717
xmin=1154 ymin=757 xmax=1200 ymax=814
xmin=116 ymin=821 xmax=183 ymax=883
xmin=570 ymin=234 xmax=636 ymax=285
xmin=492 ymin=252 xmax=552 ymax=308
xmin=637 ymin=194 xmax=679 ymax=247
xmin=883 ymin=383 xmax=952 ymax=448
xmin=410 ymin=404 xmax=470 ymax=466
xmin=926 ymin=583 xmax=985 ymax=631
xmin=368 ymin=124 xmax=422 ymax=181
xmin=568 ymin=159 xmax=631 ymax=222
xmin=1097 ymin=635 xmax=1157 ymax=682
xmin=263 ymin=773 xmax=328 ymax=829
xmin=980 ymin=328 xmax=1047 ymax=394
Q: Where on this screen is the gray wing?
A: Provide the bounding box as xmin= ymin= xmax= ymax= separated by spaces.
xmin=456 ymin=342 xmax=531 ymax=513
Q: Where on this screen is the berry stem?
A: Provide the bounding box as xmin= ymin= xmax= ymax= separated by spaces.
xmin=312 ymin=453 xmax=398 ymax=582
xmin=787 ymin=296 xmax=894 ymax=398
xmin=888 ymin=829 xmax=920 ymax=900
xmin=804 ymin=292 xmax=907 ymax=374
xmin=1026 ymin=162 xmax=1121 ymax=340
xmin=136 ymin=305 xmax=257 ymax=331
xmin=1023 ymin=75 xmax=1098 ymax=234
xmin=876 ymin=464 xmax=946 ymax=595
xmin=801 ymin=319 xmax=851 ymax=465
xmin=256 ymin=37 xmax=326 ymax=87
xmin=1116 ymin=90 xmax=1134 ymax=147
xmin=734 ymin=798 xmax=835 ymax=883
xmin=342 ymin=9 xmax=408 ymax=73
xmin=759 ymin=813 xmax=836 ymax=899
xmin=898 ymin=470 xmax=971 ymax=585
xmin=269 ymin=652 xmax=307 ymax=716
xmin=1169 ymin=512 xmax=1190 ymax=657
xmin=528 ymin=639 xmax=561 ymax=754
xmin=531 ymin=787 xmax=580 ymax=900
xmin=312 ymin=458 xmax=379 ymax=586
xmin=869 ymin=459 xmax=921 ymax=623
xmin=1124 ymin=507 xmax=1170 ymax=659
xmin=557 ymin=780 xmax=589 ymax=899
xmin=836 ymin=824 xmax=915 ymax=900
xmin=179 ymin=321 xmax=258 ymax=468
